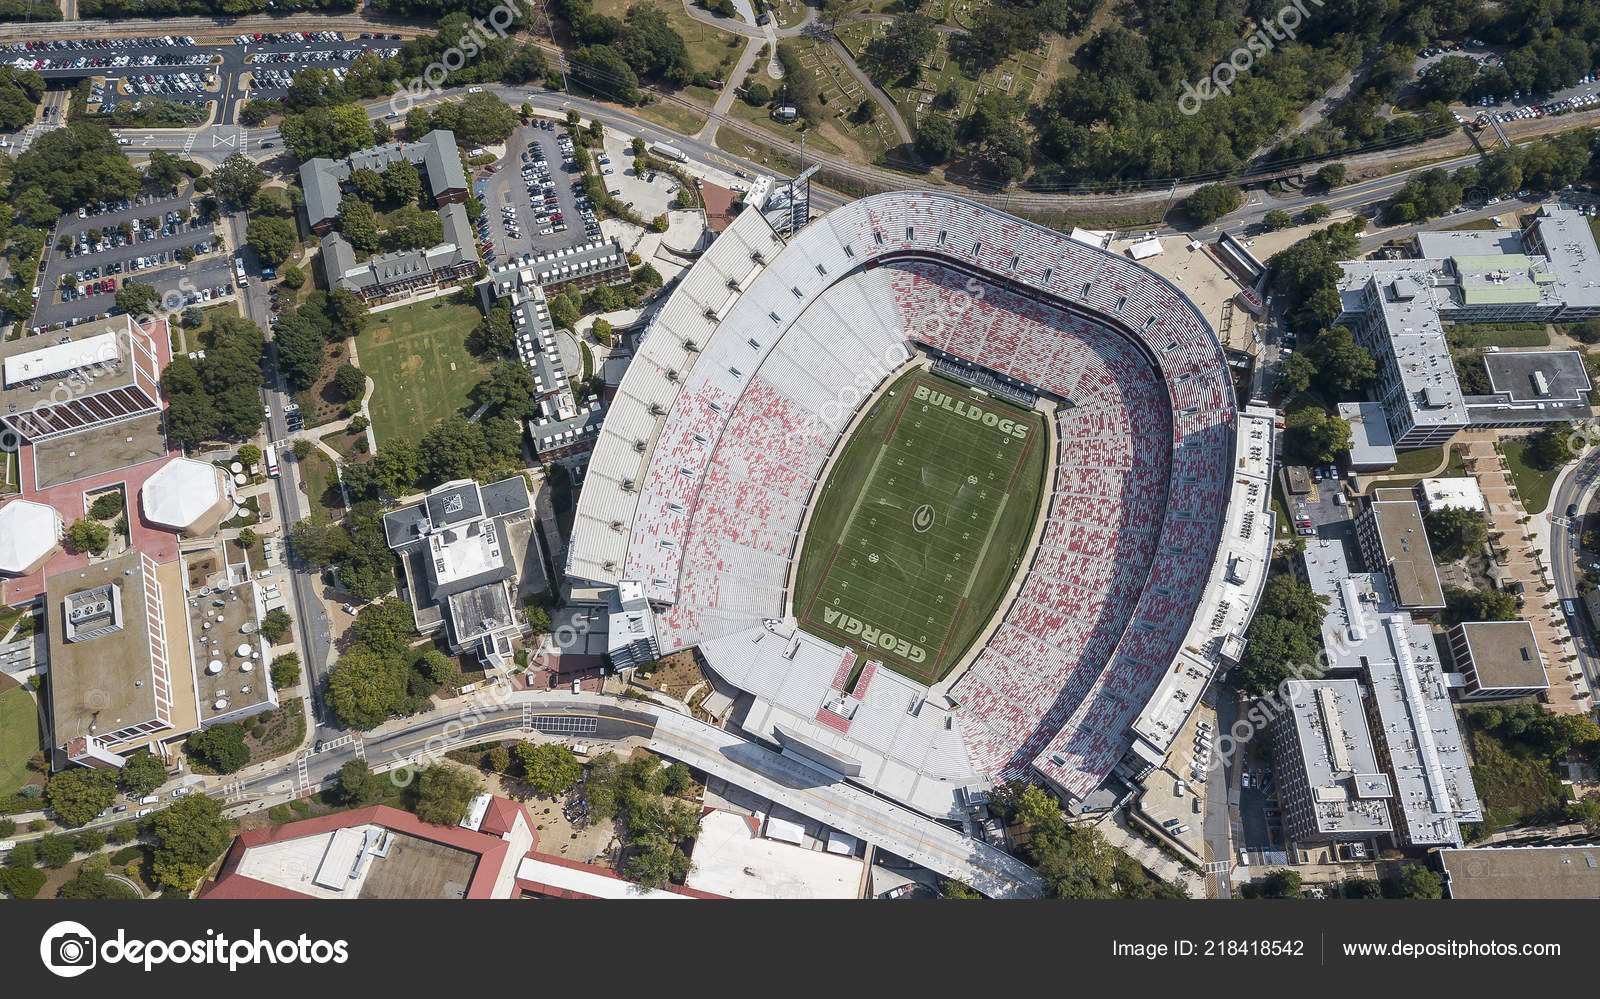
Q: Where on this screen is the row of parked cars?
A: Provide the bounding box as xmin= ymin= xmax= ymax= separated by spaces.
xmin=250 ymin=46 xmax=398 ymax=64
xmin=5 ymin=35 xmax=197 ymax=52
xmin=118 ymin=72 xmax=216 ymax=96
xmin=62 ymin=277 xmax=116 ymax=302
xmin=7 ymin=50 xmax=210 ymax=71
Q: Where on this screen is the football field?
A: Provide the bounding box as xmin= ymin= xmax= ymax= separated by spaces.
xmin=795 ymin=371 xmax=1047 ymax=684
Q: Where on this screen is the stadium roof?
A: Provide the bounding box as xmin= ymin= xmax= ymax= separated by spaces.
xmin=140 ymin=457 xmax=225 ymax=530
xmin=0 ymin=498 xmax=61 ymax=574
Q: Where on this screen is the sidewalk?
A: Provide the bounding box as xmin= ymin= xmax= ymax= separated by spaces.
xmin=1090 ymin=811 xmax=1205 ymax=898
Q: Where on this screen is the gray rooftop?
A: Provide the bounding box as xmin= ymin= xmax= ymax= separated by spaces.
xmin=300 ymin=130 xmax=467 ymax=227
xmin=1338 ymin=401 xmax=1397 ymax=469
xmin=1280 ymin=678 xmax=1394 ymax=837
xmin=1301 ymin=539 xmax=1481 ymax=847
xmin=1362 ymin=492 xmax=1445 ymax=610
xmin=1452 ymin=620 xmax=1548 ymax=692
xmin=1466 ymin=348 xmax=1594 ymax=425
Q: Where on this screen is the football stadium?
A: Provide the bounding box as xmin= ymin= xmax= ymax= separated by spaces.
xmin=569 ymin=191 xmax=1277 ymax=817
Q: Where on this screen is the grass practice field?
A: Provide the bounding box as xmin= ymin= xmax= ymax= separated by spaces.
xmin=794 ymin=371 xmax=1047 ymax=684
xmin=362 ymin=301 xmax=493 ymax=446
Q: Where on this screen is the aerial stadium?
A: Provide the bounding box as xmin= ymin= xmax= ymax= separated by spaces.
xmin=568 ymin=190 xmax=1277 ymax=818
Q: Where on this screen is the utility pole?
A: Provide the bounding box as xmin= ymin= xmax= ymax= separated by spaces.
xmin=1159 ymin=178 xmax=1180 ymax=227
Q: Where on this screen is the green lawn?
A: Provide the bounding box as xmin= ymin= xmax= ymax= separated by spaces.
xmin=1390 ymin=445 xmax=1445 ymax=476
xmin=591 ymin=0 xmax=743 ymax=79
xmin=0 ymin=684 xmax=43 ymax=795
xmin=1502 ymin=439 xmax=1560 ymax=514
xmin=794 ymin=370 xmax=1046 ymax=683
xmin=300 ymin=449 xmax=343 ymax=515
xmin=1445 ymin=322 xmax=1550 ymax=350
xmin=361 ymin=301 xmax=492 ymax=446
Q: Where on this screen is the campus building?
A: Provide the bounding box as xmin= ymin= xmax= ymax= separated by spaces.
xmin=1336 ymin=205 xmax=1600 ymax=448
xmin=1439 ymin=845 xmax=1600 ymax=899
xmin=1301 ymin=540 xmax=1484 ymax=849
xmin=300 ymin=130 xmax=469 ymax=236
xmin=524 ymin=239 xmax=631 ymax=296
xmin=1354 ymin=489 xmax=1446 ymax=615
xmin=1267 ymin=678 xmax=1395 ymax=844
xmin=1446 ymin=620 xmax=1550 ymax=701
xmin=382 ymin=477 xmax=537 ymax=669
xmin=320 ymin=202 xmax=478 ymax=304
xmin=0 ymin=315 xmax=165 ymax=444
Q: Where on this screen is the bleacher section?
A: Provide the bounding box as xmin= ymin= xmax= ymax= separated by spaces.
xmin=570 ymin=191 xmax=1239 ymax=804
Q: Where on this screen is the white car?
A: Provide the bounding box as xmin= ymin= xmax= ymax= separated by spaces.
xmin=467 ymin=86 xmax=483 ymax=94
xmin=136 ymin=808 xmax=154 ymax=817
xmin=540 ymin=227 xmax=554 ymax=236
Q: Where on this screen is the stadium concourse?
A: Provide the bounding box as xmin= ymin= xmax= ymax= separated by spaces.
xmin=568 ymin=191 xmax=1276 ymax=821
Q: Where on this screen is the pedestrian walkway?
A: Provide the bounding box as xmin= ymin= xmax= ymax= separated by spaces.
xmin=1460 ymin=432 xmax=1588 ymax=710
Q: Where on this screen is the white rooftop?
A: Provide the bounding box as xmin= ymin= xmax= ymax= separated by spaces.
xmin=3 ymin=330 xmax=121 ymax=388
xmin=514 ymin=855 xmax=693 ymax=900
xmin=0 ymin=498 xmax=62 ymax=574
xmin=140 ymin=456 xmax=224 ymax=530
xmin=1419 ymin=477 xmax=1488 ymax=514
xmin=684 ymin=810 xmax=863 ymax=899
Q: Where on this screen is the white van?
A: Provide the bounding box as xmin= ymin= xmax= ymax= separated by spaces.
xmin=138 ymin=794 xmax=160 ymax=805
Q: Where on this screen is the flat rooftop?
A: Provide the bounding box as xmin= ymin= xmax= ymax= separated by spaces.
xmin=0 ymin=316 xmax=142 ymax=414
xmin=1440 ymin=846 xmax=1600 ymax=899
xmin=684 ymin=810 xmax=864 ymax=899
xmin=46 ymin=551 xmax=196 ymax=749
xmin=1454 ymin=620 xmax=1548 ymax=691
xmin=1338 ymin=401 xmax=1397 ymax=469
xmin=1280 ymin=679 xmax=1394 ymax=837
xmin=189 ymin=580 xmax=275 ymax=723
xmin=30 ymin=413 xmax=170 ymax=489
xmin=1364 ymin=493 xmax=1445 ymax=609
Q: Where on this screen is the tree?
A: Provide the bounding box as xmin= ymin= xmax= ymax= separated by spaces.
xmin=115 ymin=280 xmax=161 ymax=317
xmin=1308 ymin=326 xmax=1375 ymax=394
xmin=1343 ymin=877 xmax=1382 ymax=899
xmin=862 ymin=12 xmax=938 ymax=83
xmin=1391 ymin=864 xmax=1445 ymax=899
xmin=44 ymin=768 xmax=118 ymax=826
xmin=1527 ymin=425 xmax=1575 ymax=470
xmin=414 ymin=649 xmax=454 ymax=687
xmin=1443 ymin=584 xmax=1518 ymax=623
xmin=145 ymin=148 xmax=185 ymax=189
xmin=1262 ymin=209 xmax=1293 ymax=231
xmin=415 ymin=763 xmax=484 ymax=826
xmin=1426 ymin=507 xmax=1488 ymax=561
xmin=523 ymin=603 xmax=551 ymax=635
xmin=1317 ymin=163 xmax=1347 ymax=188
xmin=744 ymin=81 xmax=771 ymax=106
xmin=915 ymin=114 xmax=958 ymax=163
xmin=1259 ymin=869 xmax=1303 ymax=898
xmin=238 ymin=444 xmax=262 ymax=467
xmin=1303 ymin=202 xmax=1332 ymax=223
xmin=516 ymin=742 xmax=581 ymax=796
xmin=1237 ymin=575 xmax=1327 ymax=695
xmin=338 ymin=195 xmax=379 ymax=255
xmin=211 ymin=152 xmax=266 ymax=207
xmin=0 ymin=865 xmax=46 ymax=899
xmin=663 ymin=761 xmax=693 ymax=797
xmin=150 ymin=794 xmax=233 ymax=892
xmin=293 ymin=439 xmax=313 ymax=461
xmin=88 ymin=491 xmax=124 ymax=520
xmin=281 ymin=264 xmax=307 ymax=290
xmin=348 ymin=166 xmax=386 ymax=205
xmin=65 ymin=517 xmax=111 ymax=555
xmin=260 ymin=607 xmax=292 ymax=643
xmin=119 ymin=749 xmax=167 ymax=797
xmin=1281 ymin=352 xmax=1316 ymax=396
xmin=326 ymin=287 xmax=370 ymax=341
xmin=327 ymin=647 xmax=407 ymax=728
xmin=591 ymin=317 xmax=614 ymax=346
xmin=186 ymin=723 xmax=249 ymax=774
xmin=381 ymin=160 xmax=422 ymax=206
xmin=940 ymin=879 xmax=982 ymax=899
xmin=350 ymin=600 xmax=417 ymax=660
xmin=382 ymin=204 xmax=443 ymax=251
xmin=270 ymin=652 xmax=301 ymax=689
xmin=338 ymin=758 xmax=385 ymax=806
xmin=1285 ymin=406 xmax=1352 ymax=464
xmin=36 ymin=834 xmax=75 ymax=868
xmin=334 ymin=362 xmax=366 ymax=402
xmin=1183 ymin=184 xmax=1242 ymax=224
xmin=247 ymin=216 xmax=296 ymax=267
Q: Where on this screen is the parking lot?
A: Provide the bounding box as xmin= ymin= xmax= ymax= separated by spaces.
xmin=598 ymin=132 xmax=688 ymax=222
xmin=32 ymin=189 xmax=224 ymax=329
xmin=477 ymin=120 xmax=605 ymax=265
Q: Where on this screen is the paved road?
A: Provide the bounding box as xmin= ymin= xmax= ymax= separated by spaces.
xmin=213 ymin=691 xmax=1042 ymax=898
xmin=1546 ymin=448 xmax=1600 ymax=705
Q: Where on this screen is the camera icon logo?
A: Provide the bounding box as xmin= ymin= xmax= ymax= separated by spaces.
xmin=40 ymin=921 xmax=97 ymax=978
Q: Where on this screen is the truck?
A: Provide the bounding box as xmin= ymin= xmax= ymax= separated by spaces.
xmin=264 ymin=443 xmax=279 ymax=478
xmin=650 ymin=142 xmax=688 ymax=163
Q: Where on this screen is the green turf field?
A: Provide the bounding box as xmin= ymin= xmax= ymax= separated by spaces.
xmin=0 ymin=683 xmax=43 ymax=795
xmin=794 ymin=370 xmax=1047 ymax=684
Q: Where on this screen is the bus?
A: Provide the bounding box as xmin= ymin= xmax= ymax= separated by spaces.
xmin=263 ymin=443 xmax=279 ymax=478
